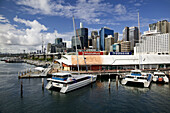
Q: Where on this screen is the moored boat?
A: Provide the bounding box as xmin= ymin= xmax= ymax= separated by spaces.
xmin=121 ymin=70 xmax=153 ymax=88
xmin=153 ymin=72 xmax=169 ymax=83
xmin=46 ymin=73 xmax=97 ymax=93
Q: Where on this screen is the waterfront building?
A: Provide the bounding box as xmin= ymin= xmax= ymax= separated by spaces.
xmin=121 ymin=41 xmax=131 ymax=52
xmin=77 ymin=22 xmax=88 ymax=49
xmin=105 ymin=35 xmax=114 ymax=52
xmin=149 ymin=20 xmax=170 ymax=34
xmin=55 ymin=54 xmax=170 ymax=71
xmin=123 ymin=27 xmax=129 ymax=41
xmin=136 ymin=33 xmax=170 ymax=55
xmin=114 ymin=32 xmax=119 ymax=43
xmin=99 ymin=27 xmax=114 ymax=51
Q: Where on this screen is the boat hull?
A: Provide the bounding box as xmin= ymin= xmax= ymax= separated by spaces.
xmin=46 ymin=75 xmax=97 ymax=93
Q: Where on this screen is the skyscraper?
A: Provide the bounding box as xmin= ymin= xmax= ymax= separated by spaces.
xmin=96 ymin=36 xmax=100 ymax=51
xmin=55 ymin=38 xmax=62 ymax=45
xmin=123 ymin=27 xmax=129 ymax=41
xmin=91 ymin=31 xmax=98 ymax=39
xmin=71 ymin=36 xmax=81 ymax=50
xmin=88 ymin=36 xmax=92 ymax=47
xmin=129 ymin=27 xmax=139 ymax=51
xmin=121 ymin=41 xmax=131 ymax=52
xmin=91 ymin=31 xmax=98 ymax=50
xmin=105 ymin=35 xmax=114 ymax=52
xmin=149 ymin=20 xmax=170 ymax=33
xmin=99 ymin=27 xmax=114 ymax=51
xmin=77 ymin=23 xmax=88 ymax=49
xmin=114 ymin=32 xmax=119 ymax=43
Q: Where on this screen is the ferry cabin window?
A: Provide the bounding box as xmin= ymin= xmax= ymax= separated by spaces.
xmin=53 ymin=75 xmax=71 ymax=78
xmin=137 ymin=77 xmax=147 ymax=80
xmin=157 ymin=75 xmax=165 ymax=77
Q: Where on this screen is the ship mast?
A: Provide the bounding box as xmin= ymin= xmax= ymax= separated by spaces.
xmin=138 ymin=12 xmax=142 ymax=70
xmin=72 ymin=16 xmax=80 ymax=73
xmin=42 ymin=34 xmax=44 ymax=54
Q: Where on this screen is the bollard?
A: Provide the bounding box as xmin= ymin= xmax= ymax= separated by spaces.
xmin=42 ymin=78 xmax=44 ymax=90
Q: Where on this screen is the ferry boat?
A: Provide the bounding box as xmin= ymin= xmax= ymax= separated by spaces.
xmin=121 ymin=70 xmax=153 ymax=88
xmin=46 ymin=73 xmax=97 ymax=93
xmin=153 ymin=72 xmax=169 ymax=83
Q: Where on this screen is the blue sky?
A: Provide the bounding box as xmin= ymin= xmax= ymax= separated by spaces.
xmin=0 ymin=0 xmax=170 ymax=53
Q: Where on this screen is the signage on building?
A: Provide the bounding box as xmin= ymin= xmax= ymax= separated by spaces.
xmin=78 ymin=52 xmax=103 ymax=55
xmin=110 ymin=52 xmax=132 ymax=55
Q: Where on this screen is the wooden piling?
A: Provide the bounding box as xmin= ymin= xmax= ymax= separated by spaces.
xmin=42 ymin=78 xmax=44 ymax=89
xmin=116 ymin=76 xmax=119 ymax=90
xmin=108 ymin=78 xmax=111 ymax=89
xmin=91 ymin=76 xmax=93 ymax=88
xmin=21 ymin=81 xmax=23 ymax=98
xmin=116 ymin=76 xmax=118 ymax=85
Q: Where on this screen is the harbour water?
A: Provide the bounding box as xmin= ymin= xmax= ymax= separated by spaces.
xmin=0 ymin=61 xmax=170 ymax=113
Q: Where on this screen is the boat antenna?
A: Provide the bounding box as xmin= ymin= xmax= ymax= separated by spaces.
xmin=72 ymin=16 xmax=80 ymax=73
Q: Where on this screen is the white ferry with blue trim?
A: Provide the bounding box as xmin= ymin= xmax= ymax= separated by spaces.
xmin=46 ymin=73 xmax=97 ymax=93
xmin=121 ymin=70 xmax=153 ymax=88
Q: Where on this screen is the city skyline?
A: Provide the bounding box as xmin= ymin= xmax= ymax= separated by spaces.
xmin=0 ymin=0 xmax=170 ymax=53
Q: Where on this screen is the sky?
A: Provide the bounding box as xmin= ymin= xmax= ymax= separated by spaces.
xmin=0 ymin=0 xmax=170 ymax=53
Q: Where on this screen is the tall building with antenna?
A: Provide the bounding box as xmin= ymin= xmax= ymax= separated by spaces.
xmin=76 ymin=22 xmax=88 ymax=49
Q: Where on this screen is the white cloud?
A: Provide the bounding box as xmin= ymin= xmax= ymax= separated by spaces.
xmin=16 ymin=0 xmax=53 ymax=15
xmin=114 ymin=4 xmax=127 ymax=15
xmin=134 ymin=3 xmax=141 ymax=6
xmin=0 ymin=15 xmax=73 ymax=53
xmin=15 ymin=0 xmax=115 ymax=24
xmin=0 ymin=15 xmax=9 ymax=23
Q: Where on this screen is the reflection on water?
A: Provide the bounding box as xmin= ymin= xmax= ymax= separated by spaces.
xmin=122 ymin=85 xmax=150 ymax=94
xmin=0 ymin=62 xmax=170 ymax=113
